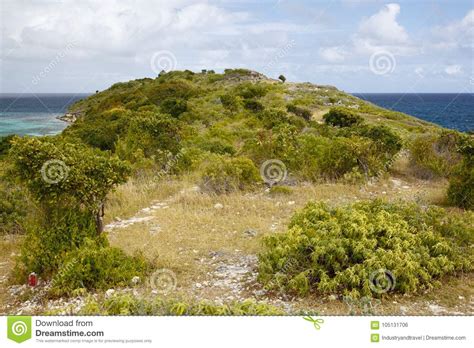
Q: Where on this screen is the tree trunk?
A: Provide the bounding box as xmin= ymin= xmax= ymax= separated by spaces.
xmin=95 ymin=202 xmax=105 ymax=235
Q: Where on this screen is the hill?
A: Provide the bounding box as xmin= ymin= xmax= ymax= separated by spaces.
xmin=0 ymin=69 xmax=472 ymax=316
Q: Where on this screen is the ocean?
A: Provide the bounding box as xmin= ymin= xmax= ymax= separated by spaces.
xmin=0 ymin=94 xmax=90 ymax=137
xmin=354 ymin=93 xmax=473 ymax=133
xmin=0 ymin=93 xmax=473 ymax=137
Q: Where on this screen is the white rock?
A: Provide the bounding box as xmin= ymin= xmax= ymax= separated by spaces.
xmin=288 ymin=201 xmax=295 ymax=205
xmin=328 ymin=295 xmax=337 ymax=301
xmin=214 ymin=203 xmax=224 ymax=209
xmin=105 ymin=289 xmax=115 ymax=298
xmin=131 ymin=276 xmax=140 ymax=285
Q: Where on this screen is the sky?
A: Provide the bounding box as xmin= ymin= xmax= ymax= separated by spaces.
xmin=0 ymin=0 xmax=473 ymax=93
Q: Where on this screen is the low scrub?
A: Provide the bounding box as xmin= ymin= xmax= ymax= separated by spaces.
xmin=258 ymin=200 xmax=473 ymax=298
xmin=200 ymin=156 xmax=261 ymax=194
xmin=79 ymin=294 xmax=283 ymax=315
xmin=50 ymin=239 xmax=151 ymax=297
xmin=447 ymin=137 xmax=474 ymax=209
xmin=409 ymin=131 xmax=463 ymax=179
xmin=323 ymin=107 xmax=363 ymax=128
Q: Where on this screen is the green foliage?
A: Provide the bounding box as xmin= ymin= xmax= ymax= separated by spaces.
xmin=0 ymin=135 xmax=15 ymax=157
xmin=238 ymin=82 xmax=269 ymax=99
xmin=323 ymin=107 xmax=363 ymax=127
xmin=409 ymin=131 xmax=463 ymax=178
xmin=286 ymin=104 xmax=312 ymax=121
xmin=160 ymin=98 xmax=188 ymax=118
xmin=79 ymin=294 xmax=283 ymax=315
xmin=9 ymin=137 xmax=132 ymax=288
xmin=117 ymin=111 xmax=182 ymax=160
xmin=269 ymin=186 xmax=293 ymax=196
xmin=219 ymin=93 xmax=241 ymax=112
xmin=258 ymin=200 xmax=473 ymax=298
xmin=50 ymin=239 xmax=150 ymax=296
xmin=13 ymin=209 xmax=97 ymax=280
xmin=64 ymin=108 xmax=130 ymax=151
xmin=243 ymin=99 xmax=264 ymax=112
xmin=9 ymin=137 xmax=130 ymax=211
xmin=200 ymin=156 xmax=261 ymax=194
xmin=448 ymin=136 xmax=474 ymax=209
xmin=0 ymin=179 xmax=30 ymax=235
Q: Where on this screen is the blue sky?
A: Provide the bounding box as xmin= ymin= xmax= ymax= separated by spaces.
xmin=0 ymin=0 xmax=473 ymax=93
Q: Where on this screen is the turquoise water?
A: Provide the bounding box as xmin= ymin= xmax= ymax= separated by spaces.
xmin=0 ymin=94 xmax=90 ymax=137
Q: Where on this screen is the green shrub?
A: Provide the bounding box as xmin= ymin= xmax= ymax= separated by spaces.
xmin=200 ymin=156 xmax=261 ymax=194
xmin=258 ymin=200 xmax=473 ymax=298
xmin=354 ymin=125 xmax=402 ymax=159
xmin=448 ymin=137 xmax=474 ymax=209
xmin=238 ymin=82 xmax=269 ymax=99
xmin=50 ymin=239 xmax=151 ymax=296
xmin=0 ymin=179 xmax=30 ymax=235
xmin=323 ymin=107 xmax=363 ymax=127
xmin=160 ymin=98 xmax=187 ymax=117
xmin=409 ymin=131 xmax=463 ymax=179
xmin=117 ymin=111 xmax=182 ymax=159
xmin=64 ymin=108 xmax=130 ymax=151
xmin=243 ymin=99 xmax=264 ymax=112
xmin=219 ymin=93 xmax=240 ymax=112
xmin=286 ymin=104 xmax=312 ymax=121
xmin=79 ymin=294 xmax=283 ymax=315
xmin=269 ymin=186 xmax=293 ymax=196
xmin=13 ymin=209 xmax=97 ymax=280
xmin=9 ymin=137 xmax=130 ymax=282
xmin=0 ymin=135 xmax=15 ymax=157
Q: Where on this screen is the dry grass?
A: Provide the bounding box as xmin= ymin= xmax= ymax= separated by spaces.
xmin=105 ymin=172 xmax=455 ymax=305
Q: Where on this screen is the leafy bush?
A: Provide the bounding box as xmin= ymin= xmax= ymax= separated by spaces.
xmin=50 ymin=239 xmax=151 ymax=296
xmin=117 ymin=111 xmax=182 ymax=159
xmin=64 ymin=108 xmax=130 ymax=151
xmin=286 ymin=104 xmax=312 ymax=121
xmin=323 ymin=107 xmax=363 ymax=127
xmin=0 ymin=180 xmax=30 ymax=235
xmin=9 ymin=137 xmax=130 ymax=282
xmin=79 ymin=294 xmax=283 ymax=315
xmin=269 ymin=186 xmax=293 ymax=196
xmin=409 ymin=131 xmax=463 ymax=179
xmin=258 ymin=200 xmax=473 ymax=298
xmin=0 ymin=135 xmax=15 ymax=157
xmin=238 ymin=82 xmax=269 ymax=99
xmin=219 ymin=93 xmax=241 ymax=112
xmin=160 ymin=98 xmax=187 ymax=118
xmin=448 ymin=137 xmax=474 ymax=209
xmin=243 ymin=99 xmax=264 ymax=112
xmin=200 ymin=156 xmax=261 ymax=194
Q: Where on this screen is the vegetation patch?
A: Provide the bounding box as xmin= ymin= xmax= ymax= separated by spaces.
xmin=258 ymin=200 xmax=473 ymax=298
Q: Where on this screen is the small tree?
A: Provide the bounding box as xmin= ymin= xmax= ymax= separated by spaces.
xmin=278 ymin=75 xmax=286 ymax=83
xmin=9 ymin=137 xmax=130 ymax=234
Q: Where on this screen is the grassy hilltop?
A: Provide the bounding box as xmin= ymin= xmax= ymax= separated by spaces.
xmin=0 ymin=69 xmax=472 ymax=315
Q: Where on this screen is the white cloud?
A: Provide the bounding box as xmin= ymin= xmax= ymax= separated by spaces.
xmin=432 ymin=9 xmax=474 ymax=50
xmin=444 ymin=64 xmax=462 ymax=75
xmin=319 ymin=47 xmax=346 ymax=63
xmin=358 ymin=3 xmax=409 ymax=45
